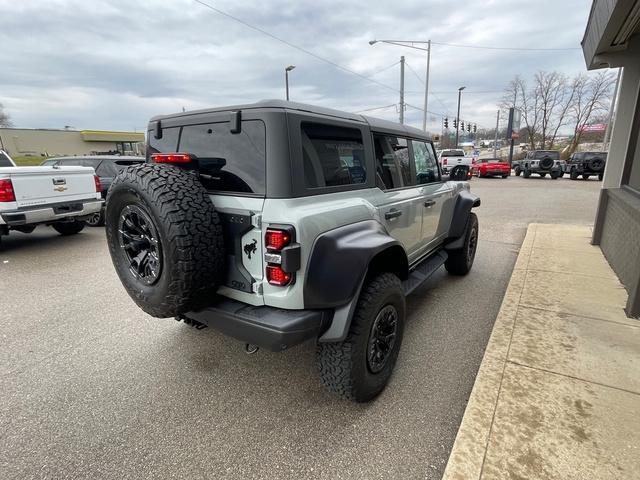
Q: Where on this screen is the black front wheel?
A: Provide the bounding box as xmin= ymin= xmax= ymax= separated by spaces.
xmin=445 ymin=212 xmax=479 ymax=276
xmin=316 ymin=273 xmax=406 ymax=402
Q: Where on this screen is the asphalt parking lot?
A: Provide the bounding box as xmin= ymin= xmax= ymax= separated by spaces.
xmin=0 ymin=175 xmax=602 ymax=480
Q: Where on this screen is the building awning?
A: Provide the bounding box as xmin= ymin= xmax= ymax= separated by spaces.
xmin=582 ymin=0 xmax=640 ymax=69
xmin=80 ymin=130 xmax=145 ymax=142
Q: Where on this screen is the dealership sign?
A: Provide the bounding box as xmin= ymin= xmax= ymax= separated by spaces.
xmin=579 ymin=123 xmax=607 ymax=133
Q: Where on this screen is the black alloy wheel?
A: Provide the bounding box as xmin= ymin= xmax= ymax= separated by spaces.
xmin=367 ymin=305 xmax=399 ymax=374
xmin=118 ymin=204 xmax=162 ymax=285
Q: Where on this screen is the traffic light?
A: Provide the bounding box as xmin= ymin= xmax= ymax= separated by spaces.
xmin=473 ymin=124 xmax=477 ymax=133
xmin=453 ymin=119 xmax=457 ymax=129
xmin=467 ymin=123 xmax=471 ymax=132
xmin=444 ymin=117 xmax=449 ymax=129
xmin=460 ymin=121 xmax=464 ymax=131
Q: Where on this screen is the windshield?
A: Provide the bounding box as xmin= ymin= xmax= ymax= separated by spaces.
xmin=441 ymin=149 xmax=465 ymax=157
xmin=0 ymin=151 xmax=14 ymax=167
xmin=534 ymin=151 xmax=560 ymax=160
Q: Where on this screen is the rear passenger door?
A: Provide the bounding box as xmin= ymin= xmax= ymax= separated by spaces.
xmin=373 ymin=134 xmax=425 ymax=262
xmin=411 ymin=140 xmax=452 ymax=249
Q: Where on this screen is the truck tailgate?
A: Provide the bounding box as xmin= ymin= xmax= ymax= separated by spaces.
xmin=5 ymin=166 xmax=99 ymax=208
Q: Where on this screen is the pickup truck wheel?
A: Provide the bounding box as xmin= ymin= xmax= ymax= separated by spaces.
xmin=105 ymin=164 xmax=225 ymax=318
xmin=316 ymin=273 xmax=405 ymax=402
xmin=445 ymin=212 xmax=478 ymax=276
xmin=52 ymin=220 xmax=86 ymax=236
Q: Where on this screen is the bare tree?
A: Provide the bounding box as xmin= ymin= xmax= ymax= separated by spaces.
xmin=567 ymin=71 xmax=615 ymax=155
xmin=502 ymin=76 xmax=540 ymax=149
xmin=0 ymin=103 xmax=12 ymax=127
xmin=534 ymin=71 xmax=571 ymax=149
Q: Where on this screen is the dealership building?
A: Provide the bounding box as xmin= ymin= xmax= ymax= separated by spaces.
xmin=0 ymin=127 xmax=145 ymax=158
xmin=583 ymin=0 xmax=640 ymax=317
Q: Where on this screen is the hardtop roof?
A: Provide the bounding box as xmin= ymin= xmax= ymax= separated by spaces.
xmin=149 ymin=99 xmax=431 ymax=141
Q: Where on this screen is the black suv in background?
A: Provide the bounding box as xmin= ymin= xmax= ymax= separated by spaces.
xmin=564 ymin=151 xmax=607 ymax=180
xmin=42 ymin=156 xmax=144 ymax=225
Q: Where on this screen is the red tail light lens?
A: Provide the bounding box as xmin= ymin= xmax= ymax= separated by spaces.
xmin=443 ymin=157 xmax=448 ymax=165
xmin=0 ymin=179 xmax=15 ymax=202
xmin=151 ymin=153 xmax=192 ymax=164
xmin=94 ymin=175 xmax=101 ymax=193
xmin=266 ymin=265 xmax=292 ymax=286
xmin=265 ymin=228 xmax=291 ymax=251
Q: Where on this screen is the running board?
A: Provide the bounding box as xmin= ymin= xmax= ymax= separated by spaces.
xmin=402 ymin=250 xmax=448 ymax=295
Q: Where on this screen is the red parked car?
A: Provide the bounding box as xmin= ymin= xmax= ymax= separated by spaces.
xmin=471 ymin=158 xmax=511 ymax=178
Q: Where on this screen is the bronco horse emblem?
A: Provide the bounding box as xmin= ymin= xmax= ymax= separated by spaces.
xmin=243 ymin=239 xmax=257 ymax=259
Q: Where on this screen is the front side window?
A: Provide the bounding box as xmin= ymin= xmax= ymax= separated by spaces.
xmin=411 ymin=140 xmax=440 ymax=184
xmin=374 ymin=135 xmax=411 ymax=190
xmin=301 ymin=122 xmax=366 ymax=188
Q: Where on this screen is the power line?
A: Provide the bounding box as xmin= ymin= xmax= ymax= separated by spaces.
xmin=192 ymin=0 xmax=399 ymax=93
xmin=366 ymin=61 xmax=400 ymax=78
xmin=404 ymin=61 xmax=425 ymax=85
xmin=430 ymin=40 xmax=581 ymax=52
xmin=353 ymin=104 xmax=397 ymax=114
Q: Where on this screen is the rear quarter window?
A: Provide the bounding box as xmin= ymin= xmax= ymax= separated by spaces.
xmin=301 ymin=122 xmax=366 ymax=188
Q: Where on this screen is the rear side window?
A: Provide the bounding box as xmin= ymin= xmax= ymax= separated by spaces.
xmin=0 ymin=152 xmax=13 ymax=167
xmin=374 ymin=135 xmax=411 ymax=190
xmin=411 ymin=140 xmax=440 ymax=184
xmin=301 ymin=122 xmax=366 ymax=188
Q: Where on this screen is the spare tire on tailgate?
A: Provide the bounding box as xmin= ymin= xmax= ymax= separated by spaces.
xmin=539 ymin=156 xmax=554 ymax=170
xmin=588 ymin=156 xmax=605 ymax=172
xmin=105 ymin=163 xmax=225 ymax=318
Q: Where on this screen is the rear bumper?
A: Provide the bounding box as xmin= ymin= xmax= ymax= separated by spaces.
xmin=183 ymin=298 xmax=331 ymax=351
xmin=0 ymin=199 xmax=103 ymax=226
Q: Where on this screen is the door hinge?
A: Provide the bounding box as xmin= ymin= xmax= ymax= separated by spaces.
xmin=252 ymin=214 xmax=262 ymax=228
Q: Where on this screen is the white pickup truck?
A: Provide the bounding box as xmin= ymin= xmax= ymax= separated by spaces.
xmin=438 ymin=148 xmax=474 ymax=179
xmin=0 ymin=150 xmax=103 ymax=246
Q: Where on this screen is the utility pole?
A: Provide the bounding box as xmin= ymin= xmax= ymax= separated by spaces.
xmin=422 ymin=40 xmax=431 ymax=131
xmin=455 ymin=86 xmax=465 ymax=147
xmin=285 ymin=65 xmax=296 ymax=101
xmin=399 ymin=56 xmax=405 ymax=124
xmin=508 ymin=89 xmax=517 ymax=165
xmin=493 ymin=110 xmax=500 ymax=158
xmin=602 ymin=67 xmax=622 ymax=152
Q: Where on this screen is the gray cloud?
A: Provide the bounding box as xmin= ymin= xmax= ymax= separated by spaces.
xmin=0 ymin=0 xmax=595 ymax=132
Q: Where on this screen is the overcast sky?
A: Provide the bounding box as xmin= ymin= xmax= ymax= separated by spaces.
xmin=0 ymin=0 xmax=596 ymax=133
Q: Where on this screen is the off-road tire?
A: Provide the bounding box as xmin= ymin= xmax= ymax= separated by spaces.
xmin=502 ymin=174 xmax=509 ymax=179
xmin=445 ymin=212 xmax=478 ymax=276
xmin=588 ymin=157 xmax=605 ymax=172
xmin=52 ymin=220 xmax=86 ymax=236
xmin=523 ymin=168 xmax=531 ymax=178
xmin=316 ymin=273 xmax=406 ymax=402
xmin=582 ymin=174 xmax=589 ymax=180
xmin=570 ymin=169 xmax=579 ymax=180
xmin=598 ymin=173 xmax=604 ymax=181
xmin=514 ymin=166 xmax=521 ymax=176
xmin=550 ymin=172 xmax=559 ymax=180
xmin=105 ymin=164 xmax=225 ymax=318
xmin=540 ymin=156 xmax=554 ymax=170
xmin=539 ymin=172 xmax=546 ymax=178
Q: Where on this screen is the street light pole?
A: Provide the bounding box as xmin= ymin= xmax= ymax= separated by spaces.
xmin=369 ymin=39 xmax=431 ymax=131
xmin=285 ymin=65 xmax=295 ymax=101
xmin=399 ymin=56 xmax=405 ymax=124
xmin=455 ymin=86 xmax=465 ymax=147
xmin=422 ymin=40 xmax=431 ymax=131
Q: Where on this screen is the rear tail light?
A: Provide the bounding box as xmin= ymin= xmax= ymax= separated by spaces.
xmin=266 ymin=265 xmax=292 ymax=286
xmin=0 ymin=179 xmax=15 ymax=202
xmin=94 ymin=175 xmax=101 ymax=193
xmin=443 ymin=157 xmax=448 ymax=165
xmin=151 ymin=153 xmax=192 ymax=164
xmin=265 ymin=228 xmax=291 ymax=251
xmin=265 ymin=226 xmax=296 ymax=286
xmin=472 ymin=158 xmax=477 ymax=165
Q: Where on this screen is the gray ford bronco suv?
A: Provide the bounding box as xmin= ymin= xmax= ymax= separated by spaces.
xmin=105 ymin=100 xmax=480 ymax=402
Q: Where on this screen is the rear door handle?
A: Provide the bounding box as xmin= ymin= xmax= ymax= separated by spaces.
xmin=385 ymin=209 xmax=403 ymax=220
xmin=424 ymin=200 xmax=436 ymax=207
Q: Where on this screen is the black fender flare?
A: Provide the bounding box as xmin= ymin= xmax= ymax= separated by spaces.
xmin=304 ymin=220 xmax=408 ymax=310
xmin=444 ymin=190 xmax=481 ymax=251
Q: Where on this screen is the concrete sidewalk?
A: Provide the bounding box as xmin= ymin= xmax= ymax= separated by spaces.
xmin=443 ymin=224 xmax=640 ymax=480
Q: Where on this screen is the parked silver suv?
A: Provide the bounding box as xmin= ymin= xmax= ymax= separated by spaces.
xmin=513 ymin=150 xmax=563 ymax=179
xmin=104 ymin=100 xmax=480 ymax=402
